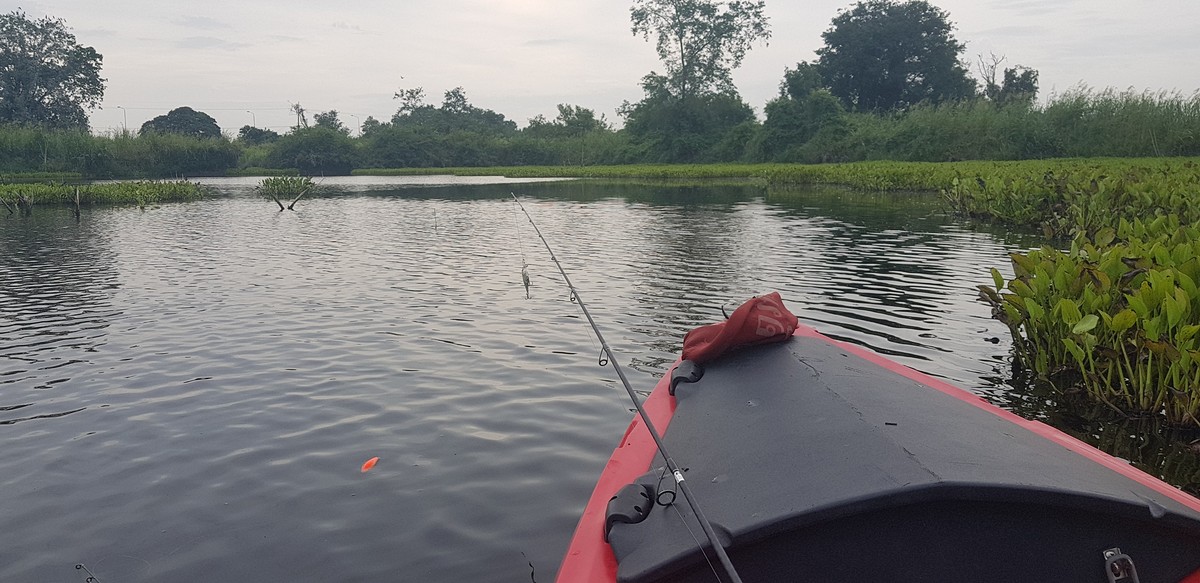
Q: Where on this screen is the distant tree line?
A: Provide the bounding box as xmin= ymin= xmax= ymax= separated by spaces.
xmin=1 ymin=2 xmax=1198 ymax=179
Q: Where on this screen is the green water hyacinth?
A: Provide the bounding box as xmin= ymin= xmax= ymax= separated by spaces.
xmin=257 ymin=176 xmax=315 ymax=198
xmin=944 ymin=158 xmax=1200 ymax=237
xmin=257 ymin=176 xmax=318 ymax=211
xmin=981 ymin=216 xmax=1200 ymax=426
xmin=0 ymin=180 xmax=207 ymax=207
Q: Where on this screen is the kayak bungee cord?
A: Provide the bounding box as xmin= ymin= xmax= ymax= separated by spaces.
xmin=510 ymin=194 xmax=744 ymax=583
xmin=74 ymin=563 xmax=101 ymax=582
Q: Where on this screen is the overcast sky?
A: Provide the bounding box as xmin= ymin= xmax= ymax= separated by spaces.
xmin=9 ymin=0 xmax=1200 ymax=135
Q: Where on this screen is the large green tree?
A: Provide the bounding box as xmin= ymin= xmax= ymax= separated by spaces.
xmin=621 ymin=78 xmax=757 ymax=163
xmin=630 ymin=0 xmax=770 ymax=100
xmin=140 ymin=106 xmax=221 ymax=139
xmin=623 ymin=0 xmax=768 ymax=162
xmin=757 ymin=62 xmax=849 ymax=162
xmin=816 ymin=0 xmax=974 ymax=111
xmin=0 ymin=11 xmax=105 ymax=129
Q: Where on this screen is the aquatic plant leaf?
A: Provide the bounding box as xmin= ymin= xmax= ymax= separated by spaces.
xmin=1165 ymin=295 xmax=1185 ymax=329
xmin=1178 ymin=265 xmax=1199 ymax=297
xmin=1072 ymin=314 xmax=1099 ymax=334
xmin=1145 ymin=317 xmax=1163 ymax=341
xmin=1002 ymin=304 xmax=1023 ymax=325
xmin=1126 ymin=294 xmax=1149 ymax=318
xmin=1056 ymin=299 xmax=1083 ymax=325
xmin=990 ymin=268 xmax=1004 ymax=291
xmin=1009 ymin=279 xmax=1034 ymax=298
xmin=1085 ymin=268 xmax=1111 ymax=292
xmin=1024 ymin=298 xmax=1045 ymax=323
xmin=1152 ymin=242 xmax=1172 ymax=266
xmin=977 ymin=285 xmax=1001 ymax=305
xmin=1010 ymin=253 xmax=1036 ymax=277
xmin=1109 ymin=309 xmax=1138 ymax=333
xmin=1062 ymin=338 xmax=1085 ymax=363
xmin=1119 ymin=267 xmax=1149 ymax=286
xmin=1178 ymin=324 xmax=1200 ymax=343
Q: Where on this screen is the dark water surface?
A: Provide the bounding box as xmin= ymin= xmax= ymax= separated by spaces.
xmin=2 ymin=177 xmax=1197 ymax=582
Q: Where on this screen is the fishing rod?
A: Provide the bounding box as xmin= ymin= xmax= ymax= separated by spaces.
xmin=510 ymin=194 xmax=743 ymax=583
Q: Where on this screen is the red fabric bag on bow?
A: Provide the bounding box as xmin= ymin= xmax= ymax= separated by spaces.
xmin=681 ymin=292 xmax=798 ymax=364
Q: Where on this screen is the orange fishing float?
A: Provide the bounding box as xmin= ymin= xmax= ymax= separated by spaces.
xmin=361 ymin=457 xmax=379 ymax=472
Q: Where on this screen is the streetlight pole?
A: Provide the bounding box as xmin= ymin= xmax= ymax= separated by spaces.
xmin=117 ymin=106 xmax=127 ymax=132
xmin=246 ymin=110 xmax=256 ymax=127
xmin=349 ymin=114 xmax=361 ymax=136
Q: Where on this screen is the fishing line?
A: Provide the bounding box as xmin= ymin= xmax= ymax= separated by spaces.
xmin=511 ymin=197 xmax=531 ymax=298
xmin=510 ymin=193 xmax=743 ymax=583
xmin=654 ymin=465 xmax=719 ymax=580
xmin=670 ymin=500 xmax=723 ymax=583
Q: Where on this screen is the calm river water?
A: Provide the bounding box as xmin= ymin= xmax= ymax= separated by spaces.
xmin=2 ymin=176 xmax=1197 ymax=582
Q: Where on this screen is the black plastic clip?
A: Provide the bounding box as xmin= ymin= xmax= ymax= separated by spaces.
xmin=669 ymin=360 xmax=704 ymax=395
xmin=604 ymin=483 xmax=655 ymax=541
xmin=1104 ymin=548 xmax=1140 ymax=583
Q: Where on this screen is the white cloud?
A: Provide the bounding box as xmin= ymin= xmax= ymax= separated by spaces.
xmin=173 ymin=16 xmax=230 ymax=30
xmin=12 ymin=0 xmax=1196 ymax=134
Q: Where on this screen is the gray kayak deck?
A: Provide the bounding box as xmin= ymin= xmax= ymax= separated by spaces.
xmin=607 ymin=336 xmax=1200 ymax=583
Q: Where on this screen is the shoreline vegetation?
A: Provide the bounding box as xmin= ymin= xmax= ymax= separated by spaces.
xmin=0 ymin=87 xmax=1196 ymax=180
xmin=0 ymin=180 xmax=208 ymax=210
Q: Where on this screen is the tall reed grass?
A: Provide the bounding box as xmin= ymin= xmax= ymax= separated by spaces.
xmin=824 ymin=88 xmax=1200 ymax=163
xmin=0 ymin=126 xmax=239 ymax=178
